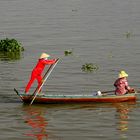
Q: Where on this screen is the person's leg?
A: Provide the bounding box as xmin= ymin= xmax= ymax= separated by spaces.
xmin=25 ymin=72 xmax=36 ymax=93
xmin=36 ymin=75 xmax=43 ymax=93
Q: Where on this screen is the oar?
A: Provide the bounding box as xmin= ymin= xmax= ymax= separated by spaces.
xmin=30 ymin=58 xmax=59 ymax=105
xmin=95 ymin=90 xmax=115 ymax=96
xmin=92 ymin=90 xmax=115 ymax=96
xmin=101 ymin=90 xmax=115 ymax=94
xmin=136 ymin=90 xmax=140 ymax=93
xmin=132 ymin=88 xmax=140 ymax=93
xmin=99 ymin=89 xmax=137 ymax=95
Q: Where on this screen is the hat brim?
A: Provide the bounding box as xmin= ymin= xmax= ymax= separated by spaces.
xmin=119 ymin=74 xmax=128 ymax=78
xmin=40 ymin=53 xmax=50 ymax=59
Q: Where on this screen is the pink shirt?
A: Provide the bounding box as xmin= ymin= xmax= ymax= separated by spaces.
xmin=114 ymin=77 xmax=131 ymax=95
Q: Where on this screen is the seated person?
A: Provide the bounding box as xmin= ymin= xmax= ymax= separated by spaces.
xmin=114 ymin=70 xmax=134 ymax=95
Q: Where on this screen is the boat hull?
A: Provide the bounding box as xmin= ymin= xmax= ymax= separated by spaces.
xmin=18 ymin=93 xmax=137 ymax=104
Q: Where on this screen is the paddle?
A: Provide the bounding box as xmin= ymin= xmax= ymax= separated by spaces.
xmin=100 ymin=90 xmax=136 ymax=94
xmin=30 ymin=58 xmax=59 ymax=105
xmin=131 ymin=87 xmax=140 ymax=93
xmin=92 ymin=90 xmax=114 ymax=96
xmin=101 ymin=90 xmax=115 ymax=94
xmin=136 ymin=90 xmax=140 ymax=93
xmin=97 ymin=88 xmax=136 ymax=96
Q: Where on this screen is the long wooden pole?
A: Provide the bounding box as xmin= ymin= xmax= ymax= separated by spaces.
xmin=30 ymin=58 xmax=59 ymax=105
xmin=101 ymin=90 xmax=115 ymax=94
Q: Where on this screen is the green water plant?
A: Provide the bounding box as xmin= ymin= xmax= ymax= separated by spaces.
xmin=64 ymin=50 xmax=73 ymax=56
xmin=0 ymin=38 xmax=24 ymax=60
xmin=81 ymin=63 xmax=99 ymax=72
xmin=125 ymin=31 xmax=131 ymax=38
xmin=0 ymin=38 xmax=24 ymax=52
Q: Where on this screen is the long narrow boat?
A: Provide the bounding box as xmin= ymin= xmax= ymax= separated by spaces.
xmin=14 ymin=89 xmax=137 ymax=104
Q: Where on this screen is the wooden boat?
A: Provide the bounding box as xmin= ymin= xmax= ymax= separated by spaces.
xmin=15 ymin=90 xmax=137 ymax=104
xmin=14 ymin=61 xmax=137 ymax=104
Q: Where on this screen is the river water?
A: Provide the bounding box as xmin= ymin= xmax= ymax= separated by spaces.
xmin=0 ymin=0 xmax=140 ymax=139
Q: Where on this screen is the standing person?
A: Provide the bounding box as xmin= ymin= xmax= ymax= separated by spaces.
xmin=114 ymin=70 xmax=135 ymax=95
xmin=25 ymin=53 xmax=56 ymax=94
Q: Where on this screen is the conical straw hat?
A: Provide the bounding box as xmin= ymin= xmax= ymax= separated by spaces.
xmin=40 ymin=53 xmax=50 ymax=59
xmin=118 ymin=70 xmax=128 ymax=78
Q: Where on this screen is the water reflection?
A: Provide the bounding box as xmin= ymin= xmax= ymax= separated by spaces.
xmin=113 ymin=102 xmax=136 ymax=138
xmin=0 ymin=52 xmax=22 ymax=61
xmin=69 ymin=102 xmax=136 ymax=138
xmin=115 ymin=103 xmax=130 ymax=131
xmin=23 ymin=106 xmax=48 ymax=140
xmin=21 ymin=102 xmax=136 ymax=140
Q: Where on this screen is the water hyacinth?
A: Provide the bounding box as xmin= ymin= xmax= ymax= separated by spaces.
xmin=0 ymin=38 xmax=24 ymax=60
xmin=0 ymin=38 xmax=24 ymax=52
xmin=125 ymin=31 xmax=131 ymax=38
xmin=81 ymin=63 xmax=99 ymax=72
xmin=64 ymin=50 xmax=73 ymax=56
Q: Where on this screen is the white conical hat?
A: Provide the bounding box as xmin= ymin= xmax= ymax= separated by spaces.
xmin=40 ymin=53 xmax=50 ymax=59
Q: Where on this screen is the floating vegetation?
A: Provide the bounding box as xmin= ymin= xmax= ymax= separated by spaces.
xmin=125 ymin=31 xmax=131 ymax=38
xmin=108 ymin=51 xmax=114 ymax=58
xmin=64 ymin=50 xmax=73 ymax=56
xmin=81 ymin=63 xmax=99 ymax=72
xmin=72 ymin=9 xmax=78 ymax=12
xmin=0 ymin=38 xmax=24 ymax=60
xmin=0 ymin=38 xmax=24 ymax=52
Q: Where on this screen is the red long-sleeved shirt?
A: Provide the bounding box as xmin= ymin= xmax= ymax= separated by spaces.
xmin=33 ymin=58 xmax=56 ymax=74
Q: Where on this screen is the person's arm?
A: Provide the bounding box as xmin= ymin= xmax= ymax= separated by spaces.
xmin=124 ymin=79 xmax=130 ymax=90
xmin=114 ymin=79 xmax=119 ymax=87
xmin=43 ymin=59 xmax=56 ymax=65
xmin=124 ymin=79 xmax=135 ymax=92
